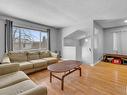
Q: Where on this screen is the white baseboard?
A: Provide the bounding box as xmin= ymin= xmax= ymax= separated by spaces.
xmin=95 ymin=60 xmax=101 ymax=65
xmin=90 ymin=56 xmax=103 ymax=66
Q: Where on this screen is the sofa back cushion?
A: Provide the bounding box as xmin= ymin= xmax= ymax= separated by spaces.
xmin=27 ymin=51 xmax=40 ymax=60
xmin=39 ymin=51 xmax=51 ymax=58
xmin=8 ymin=51 xmax=28 ymax=62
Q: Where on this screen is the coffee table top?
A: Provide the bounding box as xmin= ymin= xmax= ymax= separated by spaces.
xmin=47 ymin=60 xmax=81 ymax=73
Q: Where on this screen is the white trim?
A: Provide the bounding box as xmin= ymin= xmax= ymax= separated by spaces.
xmin=90 ymin=56 xmax=103 ymax=66
xmin=90 ymin=64 xmax=94 ymax=66
xmin=95 ymin=59 xmax=101 ymax=65
xmin=90 ymin=60 xmax=101 ymax=66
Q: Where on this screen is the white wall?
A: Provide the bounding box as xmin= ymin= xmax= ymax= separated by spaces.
xmin=56 ymin=29 xmax=62 ymax=54
xmin=103 ymin=30 xmax=113 ymax=54
xmin=63 ymin=46 xmax=76 ymax=60
xmin=64 ymin=38 xmax=77 ymax=46
xmin=80 ymin=37 xmax=92 ymax=64
xmin=76 ymin=40 xmax=82 ymax=61
xmin=61 ymin=26 xmax=78 ymax=60
xmin=93 ymin=21 xmax=104 ymax=64
xmin=0 ymin=20 xmax=5 ymax=61
xmin=63 ymin=37 xmax=82 ymax=61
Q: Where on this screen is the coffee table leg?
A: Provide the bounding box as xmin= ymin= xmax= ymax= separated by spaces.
xmin=50 ymin=72 xmax=52 ymax=83
xmin=79 ymin=67 xmax=82 ymax=76
xmin=61 ymin=76 xmax=64 ymax=90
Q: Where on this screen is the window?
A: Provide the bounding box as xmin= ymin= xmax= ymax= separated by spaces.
xmin=13 ymin=26 xmax=49 ymax=51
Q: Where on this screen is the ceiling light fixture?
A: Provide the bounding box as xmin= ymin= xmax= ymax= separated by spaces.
xmin=85 ymin=39 xmax=88 ymax=42
xmin=124 ymin=20 xmax=127 ymax=23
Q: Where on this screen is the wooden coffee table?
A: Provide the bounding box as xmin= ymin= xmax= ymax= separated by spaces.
xmin=47 ymin=60 xmax=82 ymax=90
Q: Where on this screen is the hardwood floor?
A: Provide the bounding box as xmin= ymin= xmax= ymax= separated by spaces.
xmin=29 ymin=62 xmax=127 ymax=95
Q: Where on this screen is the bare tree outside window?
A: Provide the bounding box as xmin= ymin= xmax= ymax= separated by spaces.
xmin=13 ymin=27 xmax=48 ymax=51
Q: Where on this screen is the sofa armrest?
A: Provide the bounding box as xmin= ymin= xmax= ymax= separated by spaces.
xmin=0 ymin=63 xmax=20 ymax=76
xmin=50 ymin=52 xmax=58 ymax=58
xmin=18 ymin=86 xmax=47 ymax=95
xmin=1 ymin=54 xmax=11 ymax=64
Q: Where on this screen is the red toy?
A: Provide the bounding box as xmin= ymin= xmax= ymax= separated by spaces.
xmin=112 ymin=59 xmax=122 ymax=64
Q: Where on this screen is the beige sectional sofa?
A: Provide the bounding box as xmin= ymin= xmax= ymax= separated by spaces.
xmin=2 ymin=51 xmax=58 ymax=74
xmin=0 ymin=63 xmax=47 ymax=95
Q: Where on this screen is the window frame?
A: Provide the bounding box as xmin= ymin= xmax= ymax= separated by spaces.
xmin=12 ymin=26 xmax=50 ymax=51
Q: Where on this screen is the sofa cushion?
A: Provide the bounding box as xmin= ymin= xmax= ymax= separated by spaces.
xmin=2 ymin=54 xmax=10 ymax=64
xmin=23 ymin=69 xmax=35 ymax=74
xmin=19 ymin=86 xmax=47 ymax=95
xmin=8 ymin=51 xmax=28 ymax=62
xmin=0 ymin=80 xmax=36 ymax=95
xmin=18 ymin=62 xmax=34 ymax=70
xmin=0 ymin=63 xmax=19 ymax=76
xmin=43 ymin=57 xmax=58 ymax=65
xmin=0 ymin=71 xmax=29 ymax=89
xmin=30 ymin=59 xmax=47 ymax=68
xmin=28 ymin=52 xmax=40 ymax=60
xmin=39 ymin=51 xmax=51 ymax=58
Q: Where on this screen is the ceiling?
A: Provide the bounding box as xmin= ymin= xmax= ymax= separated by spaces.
xmin=65 ymin=30 xmax=86 ymax=40
xmin=96 ymin=18 xmax=127 ymax=29
xmin=0 ymin=0 xmax=127 ymax=28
